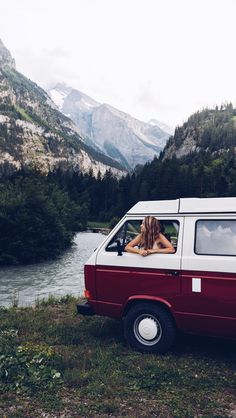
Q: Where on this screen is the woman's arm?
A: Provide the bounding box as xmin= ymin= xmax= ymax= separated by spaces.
xmin=125 ymin=234 xmax=147 ymax=256
xmin=147 ymin=233 xmax=175 ymax=254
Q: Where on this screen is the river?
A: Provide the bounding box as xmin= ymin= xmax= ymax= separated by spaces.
xmin=0 ymin=232 xmax=105 ymax=307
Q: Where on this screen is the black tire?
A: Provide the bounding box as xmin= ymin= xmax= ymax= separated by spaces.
xmin=124 ymin=302 xmax=176 ymax=354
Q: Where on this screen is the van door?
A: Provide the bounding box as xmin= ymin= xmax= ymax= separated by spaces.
xmin=95 ymin=217 xmax=183 ymax=317
xmin=179 ymin=216 xmax=236 ymax=338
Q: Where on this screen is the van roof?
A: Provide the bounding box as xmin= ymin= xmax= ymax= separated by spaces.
xmin=127 ymin=197 xmax=236 ymax=215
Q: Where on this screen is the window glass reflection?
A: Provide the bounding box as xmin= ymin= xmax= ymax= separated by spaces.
xmin=195 ymin=220 xmax=236 ymax=256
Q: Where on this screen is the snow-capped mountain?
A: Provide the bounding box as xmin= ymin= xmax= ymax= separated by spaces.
xmin=49 ymin=83 xmax=171 ymax=170
xmin=0 ymin=41 xmax=125 ymax=178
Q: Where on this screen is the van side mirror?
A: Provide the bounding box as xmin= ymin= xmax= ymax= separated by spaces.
xmin=116 ymin=240 xmax=123 ymax=256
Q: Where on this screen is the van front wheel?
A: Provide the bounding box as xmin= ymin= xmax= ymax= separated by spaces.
xmin=124 ymin=303 xmax=176 ymax=354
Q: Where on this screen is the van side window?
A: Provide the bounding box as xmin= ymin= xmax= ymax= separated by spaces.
xmin=195 ymin=220 xmax=236 ymax=256
xmin=106 ymin=220 xmax=179 ymax=252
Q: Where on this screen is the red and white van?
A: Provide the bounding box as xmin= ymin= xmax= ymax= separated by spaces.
xmin=77 ymin=197 xmax=236 ymax=353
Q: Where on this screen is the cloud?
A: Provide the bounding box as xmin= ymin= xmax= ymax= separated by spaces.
xmin=196 ymin=222 xmax=236 ymax=255
xmin=42 ymin=47 xmax=71 ymax=59
xmin=2 ymin=0 xmax=236 ymax=126
xmin=136 ymin=83 xmax=162 ymax=110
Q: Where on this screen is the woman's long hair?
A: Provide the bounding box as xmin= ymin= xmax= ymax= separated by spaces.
xmin=140 ymin=216 xmax=161 ymax=250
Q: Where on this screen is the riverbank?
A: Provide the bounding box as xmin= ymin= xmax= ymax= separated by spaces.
xmin=0 ymin=232 xmax=105 ymax=307
xmin=0 ymin=296 xmax=235 ymax=418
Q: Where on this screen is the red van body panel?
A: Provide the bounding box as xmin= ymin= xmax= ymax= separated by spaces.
xmin=84 ymin=265 xmax=97 ymax=313
xmin=84 ymin=264 xmax=236 ymax=338
xmin=94 ymin=265 xmax=179 ymax=318
xmin=174 ymin=269 xmax=236 ymax=338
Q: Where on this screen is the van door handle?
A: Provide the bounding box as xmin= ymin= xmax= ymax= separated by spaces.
xmin=167 ymin=271 xmax=180 ymax=276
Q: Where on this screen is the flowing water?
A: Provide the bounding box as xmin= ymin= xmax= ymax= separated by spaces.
xmin=0 ymin=232 xmax=105 ymax=307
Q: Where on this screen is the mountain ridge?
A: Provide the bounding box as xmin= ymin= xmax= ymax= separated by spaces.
xmin=0 ymin=40 xmax=126 ymax=178
xmin=49 ymin=83 xmax=171 ymax=170
xmin=161 ymin=104 xmax=236 ymax=161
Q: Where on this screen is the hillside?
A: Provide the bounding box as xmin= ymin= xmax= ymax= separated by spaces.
xmin=162 ymin=104 xmax=236 ymax=160
xmin=0 ymin=40 xmax=125 ymax=178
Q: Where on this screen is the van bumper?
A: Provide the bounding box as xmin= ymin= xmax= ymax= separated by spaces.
xmin=77 ymin=301 xmax=94 ymax=316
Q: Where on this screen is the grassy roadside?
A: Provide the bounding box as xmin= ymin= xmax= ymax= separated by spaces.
xmin=0 ymin=296 xmax=235 ymax=418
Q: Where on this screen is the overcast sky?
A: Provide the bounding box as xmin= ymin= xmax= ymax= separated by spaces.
xmin=1 ymin=0 xmax=236 ymax=127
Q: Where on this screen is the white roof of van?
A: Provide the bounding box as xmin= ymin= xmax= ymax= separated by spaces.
xmin=127 ymin=197 xmax=236 ymax=214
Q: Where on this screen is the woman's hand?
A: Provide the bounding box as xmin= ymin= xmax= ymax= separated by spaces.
xmin=139 ymin=249 xmax=148 ymax=256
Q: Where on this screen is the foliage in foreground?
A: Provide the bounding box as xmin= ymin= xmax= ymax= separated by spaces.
xmin=0 ymin=330 xmax=62 ymax=393
xmin=0 ymin=296 xmax=235 ymax=417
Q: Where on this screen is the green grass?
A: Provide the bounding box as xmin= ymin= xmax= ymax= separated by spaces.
xmin=15 ymin=106 xmax=34 ymax=123
xmin=0 ymin=296 xmax=235 ymax=417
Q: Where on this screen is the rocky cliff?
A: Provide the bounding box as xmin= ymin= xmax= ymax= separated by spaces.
xmin=0 ymin=40 xmax=125 ymax=178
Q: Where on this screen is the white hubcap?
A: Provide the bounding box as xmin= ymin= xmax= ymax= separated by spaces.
xmin=138 ymin=317 xmax=158 ymax=340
